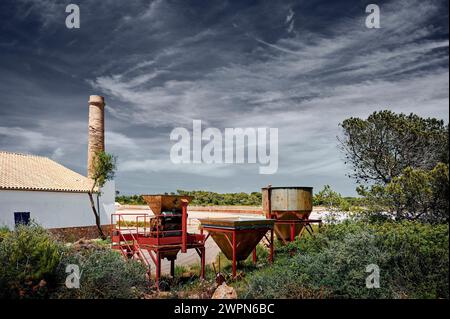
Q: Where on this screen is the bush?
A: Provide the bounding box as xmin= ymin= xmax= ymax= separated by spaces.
xmin=242 ymin=221 xmax=449 ymax=299
xmin=0 ymin=223 xmax=63 ymax=298
xmin=0 ymin=226 xmax=9 ymax=242
xmin=0 ymin=224 xmax=149 ymax=299
xmin=52 ymin=249 xmax=149 ymax=299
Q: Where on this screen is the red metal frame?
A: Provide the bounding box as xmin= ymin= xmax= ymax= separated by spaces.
xmin=269 ymin=217 xmax=323 ymax=244
xmin=200 ymin=226 xmax=274 ymax=278
xmin=111 ymin=211 xmax=206 ymax=288
xmin=181 ymin=199 xmax=188 ymax=253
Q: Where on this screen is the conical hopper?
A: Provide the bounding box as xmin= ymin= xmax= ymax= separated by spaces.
xmin=262 ymin=187 xmax=313 ymax=242
xmin=272 ymin=211 xmax=311 ymax=242
xmin=199 ymin=218 xmax=274 ymax=261
xmin=142 ymin=195 xmax=193 ymax=215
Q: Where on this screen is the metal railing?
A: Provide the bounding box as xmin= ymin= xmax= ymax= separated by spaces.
xmin=111 ymin=213 xmax=152 ymax=267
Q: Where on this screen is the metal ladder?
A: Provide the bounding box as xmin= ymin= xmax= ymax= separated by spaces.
xmin=111 ymin=215 xmax=152 ymax=270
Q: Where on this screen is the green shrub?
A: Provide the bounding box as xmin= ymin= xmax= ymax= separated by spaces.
xmin=0 ymin=226 xmax=9 ymax=242
xmin=373 ymin=221 xmax=449 ymax=298
xmin=242 ymin=221 xmax=449 ymax=299
xmin=0 ymin=224 xmax=149 ymax=299
xmin=52 ymin=249 xmax=149 ymax=299
xmin=240 ymin=258 xmax=331 ymax=298
xmin=0 ymin=223 xmax=63 ymax=298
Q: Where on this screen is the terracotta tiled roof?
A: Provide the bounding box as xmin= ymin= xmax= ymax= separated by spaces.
xmin=0 ymin=151 xmax=95 ymax=193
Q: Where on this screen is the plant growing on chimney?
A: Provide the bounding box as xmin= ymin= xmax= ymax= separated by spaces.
xmin=88 ymin=151 xmax=117 ymax=239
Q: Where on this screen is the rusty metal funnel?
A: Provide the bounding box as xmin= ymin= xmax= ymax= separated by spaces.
xmin=271 ymin=211 xmax=312 ymax=241
xmin=142 ymin=195 xmax=193 ymax=215
xmin=262 ymin=187 xmax=313 ymax=242
xmin=199 ymin=218 xmax=274 ymax=261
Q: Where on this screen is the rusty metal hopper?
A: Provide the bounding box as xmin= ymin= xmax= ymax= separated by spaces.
xmin=262 ymin=187 xmax=313 ymax=241
xmin=199 ymin=217 xmax=274 ymax=261
xmin=142 ymin=194 xmax=193 ymax=215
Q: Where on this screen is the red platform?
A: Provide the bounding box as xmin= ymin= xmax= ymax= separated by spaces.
xmin=111 ymin=199 xmax=206 ymax=287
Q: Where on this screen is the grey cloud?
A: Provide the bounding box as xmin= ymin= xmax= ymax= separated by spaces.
xmin=0 ymin=0 xmax=448 ymax=195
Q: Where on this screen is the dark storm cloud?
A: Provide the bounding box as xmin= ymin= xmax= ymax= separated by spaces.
xmin=0 ymin=0 xmax=448 ymax=195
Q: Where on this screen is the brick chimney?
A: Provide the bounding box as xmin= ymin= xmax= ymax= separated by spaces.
xmin=87 ymin=95 xmax=105 ymax=178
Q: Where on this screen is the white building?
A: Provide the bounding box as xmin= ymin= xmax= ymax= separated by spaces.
xmin=0 ymin=151 xmax=115 ymax=239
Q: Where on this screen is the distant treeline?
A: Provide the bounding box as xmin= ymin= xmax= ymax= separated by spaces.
xmin=115 ymin=194 xmax=147 ymax=205
xmin=115 ymin=188 xmax=362 ymax=208
xmin=176 ymin=190 xmax=262 ymax=206
xmin=116 ymin=190 xmax=262 ymax=206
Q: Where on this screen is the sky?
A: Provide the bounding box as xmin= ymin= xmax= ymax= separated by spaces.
xmin=0 ymin=0 xmax=448 ymax=196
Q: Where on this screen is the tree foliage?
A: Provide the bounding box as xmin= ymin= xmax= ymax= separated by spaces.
xmin=357 ymin=163 xmax=449 ymax=223
xmin=90 ymin=152 xmax=117 ymax=191
xmin=88 ymin=151 xmax=117 ymax=239
xmin=176 ymin=190 xmax=262 ymax=206
xmin=313 ymin=185 xmax=351 ymax=212
xmin=116 ymin=190 xmax=263 ymax=206
xmin=339 ymin=111 xmax=449 ymax=223
xmin=339 ymin=110 xmax=448 ymax=184
xmin=115 ymin=194 xmax=146 ymax=205
xmin=116 ymin=188 xmax=367 ymax=209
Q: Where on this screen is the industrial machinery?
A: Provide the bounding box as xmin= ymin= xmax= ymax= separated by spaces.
xmin=198 ymin=217 xmax=274 ymax=278
xmin=111 ymin=195 xmax=206 ymax=286
xmin=262 ymin=186 xmax=322 ymax=244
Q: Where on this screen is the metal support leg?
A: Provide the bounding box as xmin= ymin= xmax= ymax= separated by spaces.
xmin=252 ymin=247 xmax=257 ymax=265
xmin=290 ymin=223 xmax=295 ymax=242
xmin=269 ymin=229 xmax=274 ymax=264
xmin=170 ymin=259 xmax=175 ymax=278
xmin=156 ymin=251 xmax=161 ymax=287
xmin=200 ymin=247 xmax=206 ymax=279
xmin=232 ymin=231 xmax=237 ymax=278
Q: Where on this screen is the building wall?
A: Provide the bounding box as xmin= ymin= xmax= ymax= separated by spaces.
xmin=0 ymin=180 xmax=116 ymax=230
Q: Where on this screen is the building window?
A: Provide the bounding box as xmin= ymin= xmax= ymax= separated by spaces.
xmin=14 ymin=212 xmax=30 ymax=226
